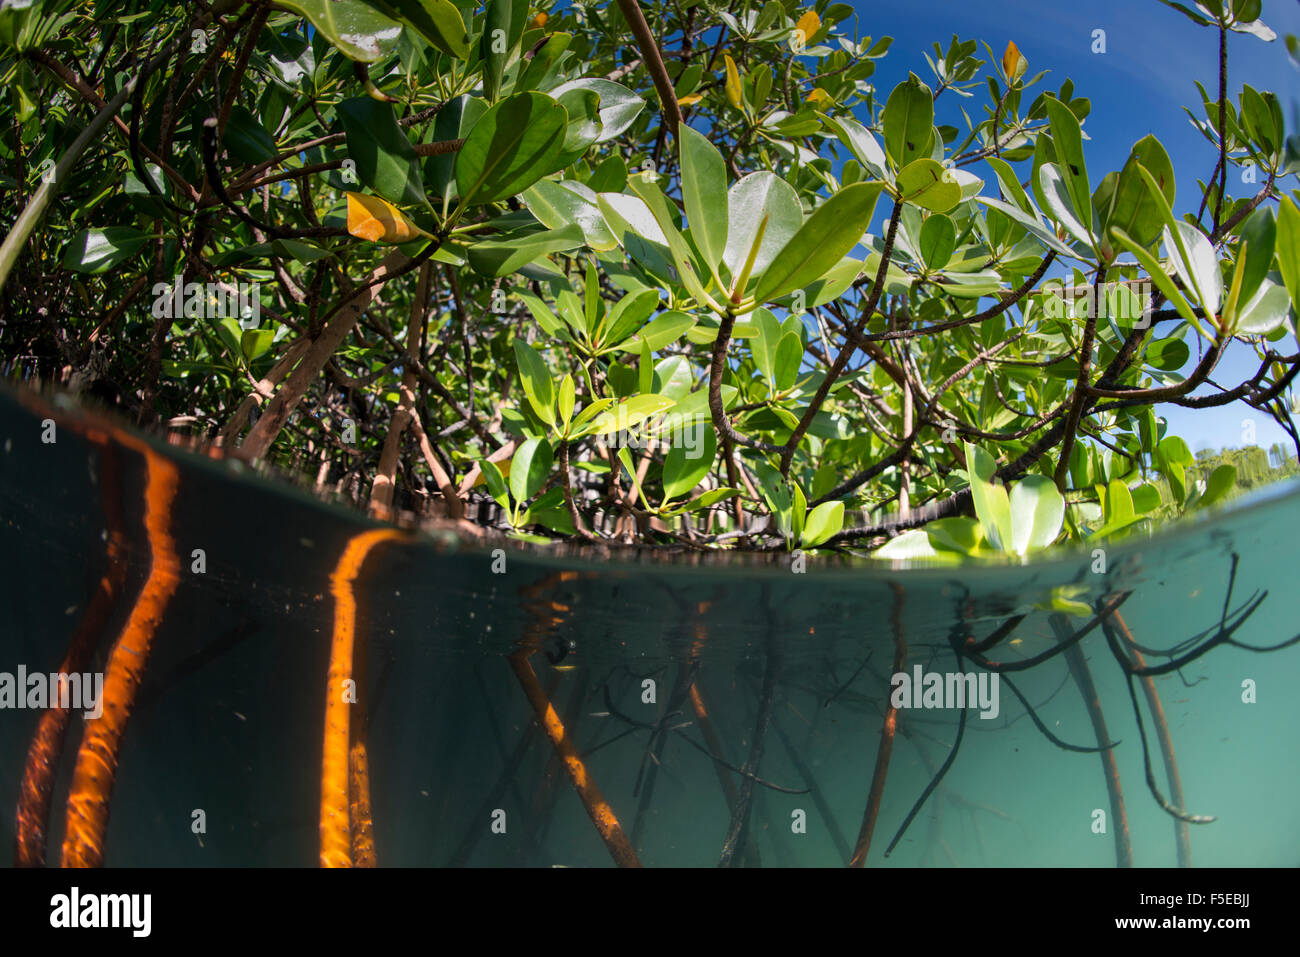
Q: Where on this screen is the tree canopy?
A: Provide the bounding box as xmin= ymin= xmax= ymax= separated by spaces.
xmin=2 ymin=0 xmax=1298 ymax=558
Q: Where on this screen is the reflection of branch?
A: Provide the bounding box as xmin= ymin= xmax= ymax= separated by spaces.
xmin=850 ymin=583 xmax=907 ymax=866
xmin=1109 ymin=613 xmax=1191 ymax=867
xmin=62 ymin=445 xmax=183 ymax=866
xmin=14 ymin=442 xmax=127 ymax=866
xmin=615 ymin=0 xmax=681 ymax=138
xmin=718 ymin=590 xmax=780 ymax=866
xmin=510 ymin=650 xmax=642 ymax=866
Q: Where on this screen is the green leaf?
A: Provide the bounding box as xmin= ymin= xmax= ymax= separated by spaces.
xmin=1276 ymin=197 xmax=1300 ymax=312
xmin=662 ymin=487 xmax=739 ymax=516
xmin=1145 ymin=336 xmax=1190 ymax=371
xmin=598 ymin=288 xmax=662 ymax=350
xmin=881 ymin=73 xmax=934 ymax=169
xmin=679 ymin=125 xmax=729 ymax=279
xmin=818 ymin=112 xmax=888 ymax=180
xmin=791 ymin=481 xmax=807 ymax=546
xmin=467 ymin=224 xmax=584 ymax=276
xmin=721 ymin=171 xmax=803 ymax=285
xmin=651 ymin=354 xmax=694 ymax=400
xmin=1008 ymin=474 xmax=1064 ymax=554
xmin=773 ymin=331 xmax=804 ymax=391
xmin=617 ymin=445 xmax=649 ymax=510
xmin=614 ymin=310 xmax=696 ymax=353
xmin=456 ymin=92 xmax=567 ymax=206
xmin=876 ymin=529 xmax=949 ymax=560
xmin=985 ymin=155 xmax=1032 ymax=214
xmin=554 ymin=88 xmax=603 ymax=161
xmin=977 ymin=195 xmax=1085 ymax=261
xmin=587 ymin=394 xmax=676 ymax=435
xmin=801 ymin=500 xmax=844 ymax=548
xmin=1109 ymin=227 xmax=1203 ymax=333
xmin=754 ymin=182 xmax=882 ymax=302
xmin=550 ymin=78 xmax=645 ymax=142
xmin=480 ymin=0 xmax=517 ymax=101
xmin=919 ymin=213 xmax=956 ymax=270
xmin=61 ymin=227 xmax=149 ymax=273
xmin=509 ymin=437 xmax=554 ymax=506
xmin=523 ymin=179 xmax=617 ymax=251
xmin=597 ymin=191 xmax=678 ymax=285
xmin=513 ymin=340 xmax=555 ymax=426
xmin=926 ymin=516 xmax=985 ymax=554
xmin=1131 ymin=482 xmax=1162 ymax=513
xmin=569 ymin=397 xmax=617 ymax=434
xmin=896 ymin=158 xmax=961 ymax=213
xmin=1107 ymin=479 xmax=1135 ymax=524
xmin=1236 ymin=206 xmax=1275 ymax=305
xmin=338 ymin=98 xmax=428 ymax=207
xmin=222 ymin=106 xmax=277 ymax=164
xmin=661 ymin=425 xmax=717 ymax=502
xmin=1041 ymin=94 xmax=1092 ymax=236
xmin=1105 ymin=134 xmax=1174 ymax=248
xmin=1164 ymin=220 xmax=1223 ymax=317
xmin=627 ymin=174 xmax=719 ymax=309
xmin=1233 ymin=279 xmax=1291 ymax=335
xmin=372 ymin=0 xmax=468 ymax=59
xmin=481 ymin=459 xmax=510 ymax=508
xmin=1037 ymin=162 xmax=1090 ymax=244
xmin=557 ymin=374 xmax=575 ymax=426
xmin=516 ymin=31 xmax=572 ymax=92
xmin=276 ymin=0 xmax=403 ymax=63
xmin=1158 ymin=434 xmax=1195 ymax=468
xmin=240 ymin=328 xmax=275 ymax=362
xmin=1198 ymin=464 xmax=1236 ymax=508
xmin=964 ymin=442 xmax=1012 ymax=551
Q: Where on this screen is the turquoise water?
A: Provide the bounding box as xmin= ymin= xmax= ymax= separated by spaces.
xmin=1 ymin=385 xmax=1297 ymax=867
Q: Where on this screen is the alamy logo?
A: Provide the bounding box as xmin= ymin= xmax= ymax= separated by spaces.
xmin=49 ymin=887 xmax=151 ymax=937
xmin=890 ymin=665 xmax=1000 ymax=719
xmin=151 ymin=275 xmax=261 ymax=329
xmin=0 ymin=667 xmax=103 ymax=718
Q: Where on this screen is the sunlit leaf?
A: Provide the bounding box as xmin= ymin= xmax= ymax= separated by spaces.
xmin=346 ymin=192 xmax=431 ymax=243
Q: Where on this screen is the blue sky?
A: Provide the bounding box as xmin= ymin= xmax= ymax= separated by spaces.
xmin=840 ymin=0 xmax=1300 ymax=454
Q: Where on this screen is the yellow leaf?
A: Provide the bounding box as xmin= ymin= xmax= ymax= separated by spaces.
xmin=677 ymin=93 xmax=703 ymax=107
xmin=794 ymin=10 xmax=820 ymax=48
xmin=346 ymin=192 xmax=430 ymax=244
xmin=471 ymin=457 xmax=512 ymax=488
xmin=806 ymin=87 xmax=832 ymax=106
xmin=530 ymin=12 xmax=548 ymax=30
xmin=723 ymin=54 xmax=743 ymax=111
xmin=1002 ymin=41 xmax=1027 ymax=82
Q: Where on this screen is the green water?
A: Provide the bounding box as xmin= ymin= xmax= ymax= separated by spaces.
xmin=1 ymin=386 xmax=1297 ymax=867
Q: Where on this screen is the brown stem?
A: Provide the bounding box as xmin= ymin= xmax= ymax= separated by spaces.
xmin=558 ymin=439 xmax=596 ymax=539
xmin=615 ymin=0 xmax=681 ymax=138
xmin=240 ymin=250 xmax=409 ymax=459
xmin=779 ymin=201 xmax=903 ymax=475
xmin=369 ymin=262 xmax=433 ymax=515
xmin=1053 ymin=267 xmax=1105 ymax=489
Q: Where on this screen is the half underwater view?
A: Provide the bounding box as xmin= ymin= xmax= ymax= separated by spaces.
xmin=2 ymin=385 xmax=1300 ymax=869
xmin=1 ymin=0 xmax=1300 ymax=897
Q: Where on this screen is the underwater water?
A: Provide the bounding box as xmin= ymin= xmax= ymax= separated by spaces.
xmin=0 ymin=384 xmax=1297 ymax=868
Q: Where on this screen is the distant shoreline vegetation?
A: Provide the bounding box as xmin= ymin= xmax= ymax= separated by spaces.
xmin=1 ymin=0 xmax=1297 ymax=558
